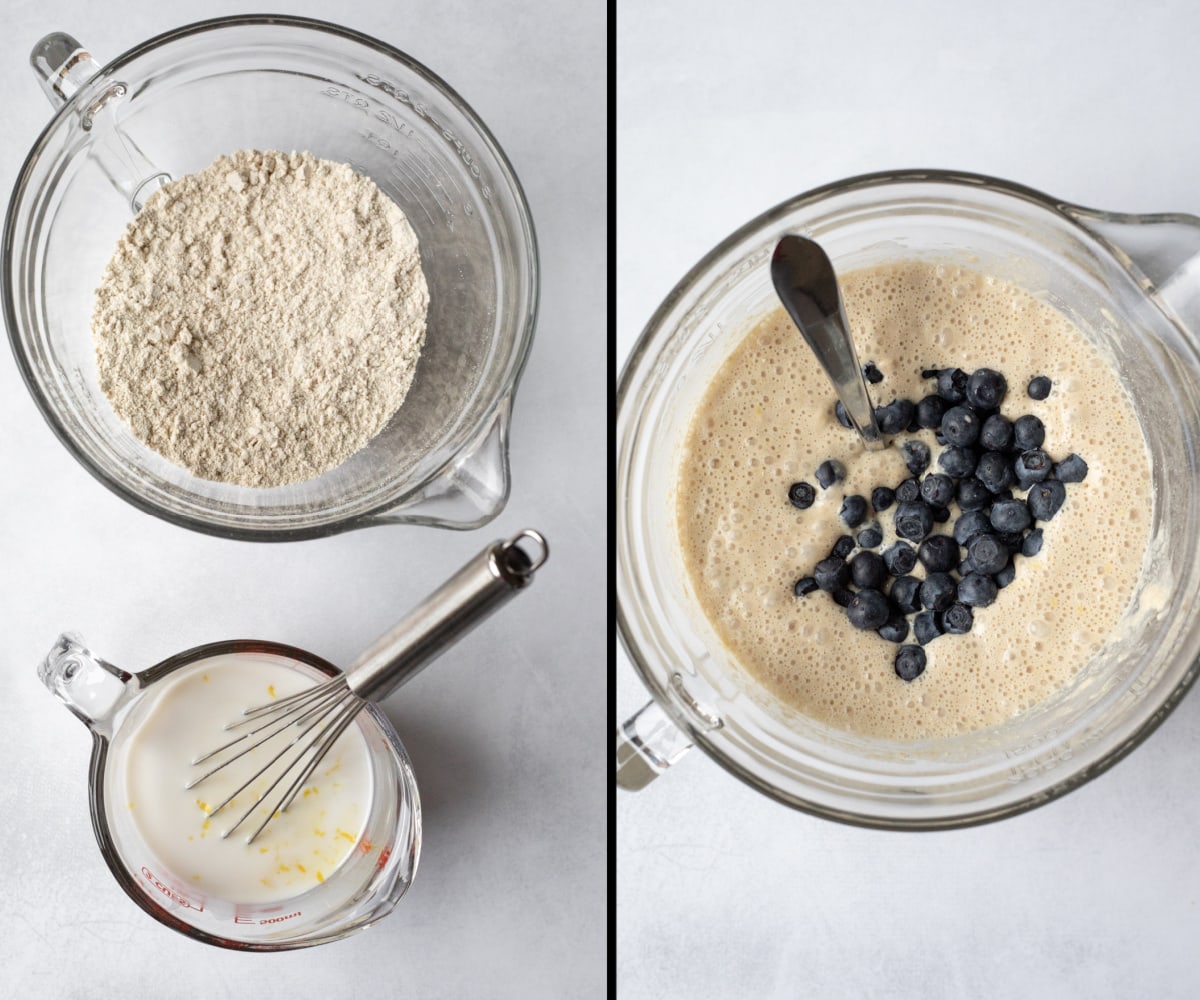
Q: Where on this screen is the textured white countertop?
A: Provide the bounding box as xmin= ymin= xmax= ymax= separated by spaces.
xmin=0 ymin=1 xmax=604 ymax=997
xmin=618 ymin=2 xmax=1200 ymax=997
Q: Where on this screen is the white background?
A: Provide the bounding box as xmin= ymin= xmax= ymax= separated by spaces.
xmin=618 ymin=2 xmax=1200 ymax=998
xmin=0 ymin=1 xmax=605 ymax=998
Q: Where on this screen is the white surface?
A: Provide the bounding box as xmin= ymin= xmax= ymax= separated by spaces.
xmin=618 ymin=2 xmax=1200 ymax=998
xmin=0 ymin=2 xmax=605 ymax=998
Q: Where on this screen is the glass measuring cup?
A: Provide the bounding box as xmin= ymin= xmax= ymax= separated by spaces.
xmin=41 ymin=633 xmax=420 ymax=950
xmin=4 ymin=15 xmax=538 ymax=539
xmin=617 ymin=170 xmax=1200 ymax=828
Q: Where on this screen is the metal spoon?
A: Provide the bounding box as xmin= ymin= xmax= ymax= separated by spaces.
xmin=770 ymin=235 xmax=884 ymax=449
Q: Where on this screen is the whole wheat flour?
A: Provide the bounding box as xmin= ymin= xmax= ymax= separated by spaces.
xmin=92 ymin=149 xmax=429 ymax=487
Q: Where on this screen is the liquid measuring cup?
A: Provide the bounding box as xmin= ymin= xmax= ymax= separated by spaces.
xmin=41 ymin=530 xmax=547 ymax=949
xmin=4 ymin=15 xmax=538 ymax=540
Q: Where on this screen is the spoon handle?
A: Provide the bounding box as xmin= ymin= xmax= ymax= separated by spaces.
xmin=771 ymin=236 xmax=884 ymax=449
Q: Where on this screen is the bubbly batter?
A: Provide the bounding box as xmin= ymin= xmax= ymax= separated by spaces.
xmin=676 ymin=261 xmax=1153 ymax=739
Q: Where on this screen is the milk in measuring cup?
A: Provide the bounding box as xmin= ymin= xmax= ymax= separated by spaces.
xmin=109 ymin=655 xmax=373 ymax=904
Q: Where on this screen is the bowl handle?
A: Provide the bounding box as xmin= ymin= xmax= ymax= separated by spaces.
xmin=29 ymin=32 xmax=171 ymax=212
xmin=616 ymin=700 xmax=694 ymax=791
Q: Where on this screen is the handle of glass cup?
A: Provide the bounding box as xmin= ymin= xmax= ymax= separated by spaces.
xmin=30 ymin=32 xmax=171 ymax=213
xmin=616 ymin=699 xmax=695 ymax=790
xmin=39 ymin=632 xmax=139 ymax=739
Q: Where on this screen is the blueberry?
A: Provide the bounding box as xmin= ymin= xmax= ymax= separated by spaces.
xmin=834 ymin=400 xmax=853 ymax=429
xmin=832 ymin=588 xmax=855 ymax=607
xmin=793 ymin=576 xmax=818 ymax=597
xmin=920 ymin=572 xmax=957 ymax=611
xmin=832 ymin=535 xmax=856 ymax=559
xmin=1022 ymin=527 xmax=1044 ymax=558
xmin=916 ymin=394 xmax=950 ymax=430
xmin=1027 ymin=375 xmax=1052 ymax=400
xmin=990 ymin=498 xmax=1031 ymax=533
xmin=894 ymin=644 xmax=927 ymax=681
xmin=889 ymin=575 xmax=922 ymax=614
xmin=1027 ymin=479 xmax=1067 ymax=521
xmin=920 ymin=473 xmax=955 ymax=508
xmin=883 ymin=541 xmax=918 ymax=576
xmin=938 ymin=446 xmax=978 ymax=479
xmin=994 ymin=560 xmax=1016 ymax=588
xmin=1014 ymin=449 xmax=1052 ymax=488
xmin=1054 ymin=453 xmax=1089 ymax=483
xmin=875 ymin=399 xmax=916 ymax=436
xmin=958 ymin=572 xmax=998 ymax=608
xmin=954 ymin=509 xmax=993 ymax=546
xmin=1012 ymin=414 xmax=1045 ymax=451
xmin=814 ymin=556 xmax=851 ymax=592
xmin=939 ymin=603 xmax=974 ymax=635
xmin=847 ymin=588 xmax=890 ymax=630
xmin=894 ymin=501 xmax=934 ymax=541
xmin=936 ymin=367 xmax=968 ymax=403
xmin=840 ymin=494 xmax=868 ymax=528
xmin=966 ymin=368 xmax=1007 ymax=411
xmin=996 ymin=530 xmax=1026 ymax=552
xmin=850 ymin=550 xmax=887 ymax=589
xmin=940 ymin=405 xmax=981 ymax=447
xmin=917 ymin=535 xmax=959 ymax=573
xmin=895 ymin=478 xmax=921 ymax=503
xmin=787 ymin=481 xmax=816 ymax=509
xmin=957 ymin=477 xmax=991 ymax=512
xmin=816 ymin=459 xmax=845 ymax=489
xmin=976 ymin=451 xmax=1016 ymax=493
xmin=871 ymin=486 xmax=896 ymax=512
xmin=913 ymin=611 xmax=943 ymax=646
xmin=979 ymin=413 xmax=1013 ymax=452
xmin=863 ymin=362 xmax=884 ymax=384
xmin=878 ymin=615 xmax=910 ymax=644
xmin=902 ymin=440 xmax=932 ymax=476
xmin=931 ymin=505 xmax=951 ymax=524
xmin=966 ymin=532 xmax=1008 ymax=575
xmin=857 ymin=524 xmax=883 ymax=549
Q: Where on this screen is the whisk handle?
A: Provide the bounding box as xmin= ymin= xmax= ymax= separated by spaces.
xmin=344 ymin=529 xmax=548 ymax=702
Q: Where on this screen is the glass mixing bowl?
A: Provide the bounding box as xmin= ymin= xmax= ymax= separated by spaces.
xmin=617 ymin=170 xmax=1200 ymax=828
xmin=4 ymin=15 xmax=537 ymax=539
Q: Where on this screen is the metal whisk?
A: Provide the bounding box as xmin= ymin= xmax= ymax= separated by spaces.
xmin=187 ymin=529 xmax=548 ymax=844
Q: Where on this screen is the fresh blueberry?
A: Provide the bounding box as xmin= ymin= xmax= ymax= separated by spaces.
xmin=957 ymin=477 xmax=991 ymax=512
xmin=938 ymin=446 xmax=978 ymax=479
xmin=834 ymin=400 xmax=853 ymax=429
xmin=1021 ymin=527 xmax=1044 ymax=557
xmin=832 ymin=588 xmax=855 ymax=607
xmin=990 ymin=498 xmax=1031 ymax=533
xmin=966 ymin=532 xmax=1008 ymax=575
xmin=940 ymin=405 xmax=981 ymax=447
xmin=814 ymin=556 xmax=850 ymax=592
xmin=895 ymin=478 xmax=921 ymax=503
xmin=871 ymin=486 xmax=896 ymax=512
xmin=939 ymin=603 xmax=974 ymax=635
xmin=917 ymin=535 xmax=960 ymax=573
xmin=996 ymin=530 xmax=1026 ymax=552
xmin=863 ymin=362 xmax=884 ymax=384
xmin=902 ymin=440 xmax=932 ymax=477
xmin=953 ymin=509 xmax=993 ymax=546
xmin=958 ymin=572 xmax=998 ymax=608
xmin=878 ymin=615 xmax=910 ymax=644
xmin=1053 ymin=453 xmax=1089 ymax=483
xmin=976 ymin=451 xmax=1016 ymax=493
xmin=816 ymin=459 xmax=845 ymax=489
xmin=787 ymin=482 xmax=815 ymax=509
xmin=894 ymin=644 xmax=927 ymax=681
xmin=920 ymin=474 xmax=956 ymax=508
xmin=966 ymin=368 xmax=1007 ymax=411
xmin=847 ymin=588 xmax=890 ymax=630
xmin=1027 ymin=479 xmax=1067 ymax=521
xmin=889 ymin=575 xmax=922 ymax=614
xmin=832 ymin=535 xmax=856 ymax=559
xmin=1012 ymin=414 xmax=1045 ymax=451
xmin=1027 ymin=375 xmax=1052 ymax=400
xmin=840 ymin=494 xmax=868 ymax=528
xmin=920 ymin=572 xmax=957 ymax=611
xmin=931 ymin=505 xmax=951 ymax=524
xmin=883 ymin=541 xmax=918 ymax=576
xmin=894 ymin=501 xmax=934 ymax=542
xmin=1014 ymin=449 xmax=1052 ymax=488
xmin=916 ymin=394 xmax=950 ymax=429
xmin=850 ymin=550 xmax=887 ymax=589
xmin=793 ymin=576 xmax=818 ymax=597
xmin=936 ymin=368 xmax=968 ymax=403
xmin=979 ymin=413 xmax=1013 ymax=452
xmin=913 ymin=610 xmax=943 ymax=646
xmin=875 ymin=399 xmax=916 ymax=436
xmin=994 ymin=560 xmax=1016 ymax=588
xmin=857 ymin=524 xmax=884 ymax=549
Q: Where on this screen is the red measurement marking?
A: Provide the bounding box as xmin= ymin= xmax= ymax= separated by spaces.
xmin=140 ymin=866 xmax=204 ymax=912
xmin=376 ymin=847 xmax=391 ymax=869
